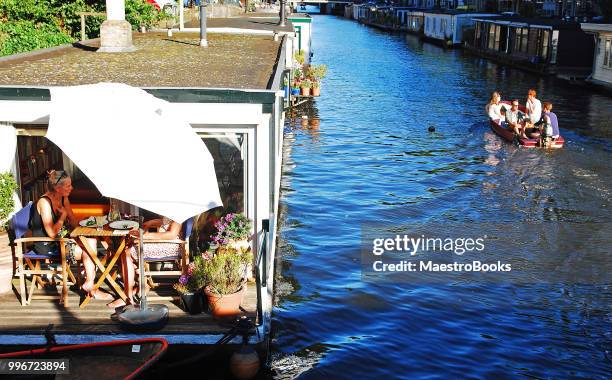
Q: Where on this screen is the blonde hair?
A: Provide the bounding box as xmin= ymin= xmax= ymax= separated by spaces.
xmin=47 ymin=170 xmax=70 ymax=191
xmin=488 ymin=91 xmax=501 ymax=105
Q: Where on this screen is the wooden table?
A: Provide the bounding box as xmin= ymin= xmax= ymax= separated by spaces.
xmin=70 ymin=226 xmax=131 ymax=308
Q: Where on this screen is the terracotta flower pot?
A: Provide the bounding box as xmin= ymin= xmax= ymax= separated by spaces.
xmin=204 ymin=285 xmax=244 ymax=319
xmin=311 ymin=86 xmax=320 ymax=97
xmin=301 ymin=87 xmax=311 ymax=96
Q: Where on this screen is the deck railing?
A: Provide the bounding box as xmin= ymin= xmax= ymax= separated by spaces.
xmin=254 ymin=219 xmax=269 ymax=325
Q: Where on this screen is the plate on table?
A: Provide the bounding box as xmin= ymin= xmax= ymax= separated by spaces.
xmin=79 ymin=216 xmax=107 ymax=227
xmin=109 ymin=220 xmax=139 ymax=230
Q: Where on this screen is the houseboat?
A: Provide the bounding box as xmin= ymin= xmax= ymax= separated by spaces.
xmin=397 ymin=9 xmax=426 ymax=34
xmin=580 ymin=23 xmax=612 ymax=91
xmin=467 ymin=16 xmax=595 ymax=74
xmin=423 ymin=10 xmax=497 ymax=47
xmin=0 ymin=8 xmax=307 ymax=372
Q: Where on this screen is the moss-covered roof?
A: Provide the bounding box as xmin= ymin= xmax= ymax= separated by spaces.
xmin=0 ymin=32 xmax=281 ymax=89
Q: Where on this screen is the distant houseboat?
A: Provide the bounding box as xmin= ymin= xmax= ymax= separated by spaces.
xmin=467 ymin=17 xmax=595 ymax=74
xmin=422 ymin=10 xmax=497 ymax=46
xmin=580 ymin=23 xmax=612 ymax=91
xmin=395 ymin=8 xmax=426 ymax=34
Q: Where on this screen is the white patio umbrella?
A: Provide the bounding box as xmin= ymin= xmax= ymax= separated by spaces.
xmin=47 ymin=83 xmax=223 ymax=329
xmin=47 ymin=82 xmax=222 ymax=224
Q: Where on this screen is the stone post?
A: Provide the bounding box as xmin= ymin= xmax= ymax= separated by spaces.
xmin=98 ymin=0 xmax=137 ymax=53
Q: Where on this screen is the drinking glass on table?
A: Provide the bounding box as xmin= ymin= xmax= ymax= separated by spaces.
xmin=95 ymin=216 xmax=106 ymax=230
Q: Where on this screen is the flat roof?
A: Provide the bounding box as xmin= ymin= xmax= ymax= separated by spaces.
xmin=0 ymin=32 xmax=281 ymax=89
xmin=473 ymin=16 xmax=583 ymax=29
xmin=581 ymin=23 xmax=612 ymax=33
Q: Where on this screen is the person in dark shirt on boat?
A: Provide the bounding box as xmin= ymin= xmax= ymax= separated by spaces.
xmin=534 ymin=102 xmax=560 ymax=147
xmin=504 ymin=100 xmax=526 ymax=137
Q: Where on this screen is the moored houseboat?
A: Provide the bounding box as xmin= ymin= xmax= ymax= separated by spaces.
xmin=0 ymin=9 xmax=308 ymax=372
xmin=422 ymin=10 xmax=497 ymax=47
xmin=467 ymin=16 xmax=595 ymax=74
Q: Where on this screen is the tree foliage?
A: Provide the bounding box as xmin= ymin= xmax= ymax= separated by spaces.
xmin=0 ymin=0 xmax=162 ymax=57
xmin=0 ymin=172 xmax=18 ymax=229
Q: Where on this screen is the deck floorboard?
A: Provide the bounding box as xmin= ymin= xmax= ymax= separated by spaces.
xmin=0 ymin=278 xmax=256 ymax=335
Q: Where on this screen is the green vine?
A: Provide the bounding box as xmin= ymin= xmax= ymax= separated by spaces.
xmin=0 ymin=172 xmax=18 ymax=230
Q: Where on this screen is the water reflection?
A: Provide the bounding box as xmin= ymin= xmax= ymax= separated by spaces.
xmin=273 ymin=14 xmax=612 ymax=380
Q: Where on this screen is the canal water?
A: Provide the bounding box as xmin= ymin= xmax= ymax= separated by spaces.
xmin=272 ymin=14 xmax=611 ymax=379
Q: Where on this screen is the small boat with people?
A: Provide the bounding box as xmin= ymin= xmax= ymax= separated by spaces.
xmin=486 ymin=91 xmax=565 ymax=149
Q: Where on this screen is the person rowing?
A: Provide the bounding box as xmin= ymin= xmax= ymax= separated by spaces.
xmin=534 ymin=102 xmax=560 ymax=148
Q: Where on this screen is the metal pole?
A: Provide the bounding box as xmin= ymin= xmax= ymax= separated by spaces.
xmin=81 ymin=14 xmax=86 ymax=41
xmin=138 ymin=214 xmax=146 ymax=310
xmin=199 ymin=4 xmax=208 ymax=47
xmin=279 ymin=0 xmax=286 ymax=27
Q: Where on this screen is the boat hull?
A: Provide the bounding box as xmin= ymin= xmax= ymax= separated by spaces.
xmin=0 ymin=338 xmax=167 ymax=379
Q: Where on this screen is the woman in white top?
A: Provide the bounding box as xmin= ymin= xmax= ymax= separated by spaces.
xmin=525 ymin=88 xmax=542 ymax=125
xmin=485 ymin=91 xmax=505 ymax=121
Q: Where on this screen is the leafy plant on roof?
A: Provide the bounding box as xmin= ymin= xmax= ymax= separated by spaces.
xmin=294 ymin=49 xmax=305 ymax=65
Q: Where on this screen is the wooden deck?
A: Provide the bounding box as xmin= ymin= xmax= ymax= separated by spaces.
xmin=0 ymin=233 xmax=257 ymax=338
xmin=0 ymin=281 xmax=257 ymax=336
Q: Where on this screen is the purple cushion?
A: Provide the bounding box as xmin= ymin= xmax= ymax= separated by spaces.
xmin=24 ymin=250 xmax=59 ymax=260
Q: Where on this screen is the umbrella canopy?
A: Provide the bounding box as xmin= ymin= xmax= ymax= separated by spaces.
xmin=47 ymin=83 xmax=222 ymax=223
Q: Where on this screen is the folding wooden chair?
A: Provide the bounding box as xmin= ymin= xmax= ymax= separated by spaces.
xmin=8 ymin=202 xmax=76 ymax=306
xmin=142 ymin=218 xmax=193 ymax=301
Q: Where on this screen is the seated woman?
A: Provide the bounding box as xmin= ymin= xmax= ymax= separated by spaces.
xmin=108 ymin=216 xmax=182 ymax=308
xmin=485 ymin=91 xmax=506 ymax=121
xmin=29 ymin=170 xmax=112 ymax=300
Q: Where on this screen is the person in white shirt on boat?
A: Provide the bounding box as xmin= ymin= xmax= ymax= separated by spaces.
xmin=524 ymin=89 xmax=542 ymax=138
xmin=485 ymin=91 xmax=506 ymax=121
xmin=504 ymin=100 xmax=526 ymax=137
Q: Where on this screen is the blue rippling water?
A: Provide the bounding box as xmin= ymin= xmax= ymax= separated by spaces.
xmin=272 ymin=14 xmax=611 ymax=380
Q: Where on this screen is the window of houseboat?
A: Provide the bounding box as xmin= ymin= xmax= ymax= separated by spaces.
xmin=540 ymin=29 xmax=550 ymax=61
xmin=488 ymin=24 xmax=496 ymax=50
xmin=195 ymin=132 xmax=248 ymax=250
xmin=604 ymin=39 xmax=612 ymax=68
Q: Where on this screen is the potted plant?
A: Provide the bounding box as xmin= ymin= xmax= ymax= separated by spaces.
xmin=311 ymin=80 xmax=321 ymax=97
xmin=294 ymin=49 xmax=305 ymax=66
xmin=198 ymin=247 xmax=253 ymax=319
xmin=173 ymin=260 xmax=205 ymax=314
xmin=291 ymin=80 xmax=301 ymax=96
xmin=310 ymin=64 xmax=327 ymax=96
xmin=211 ymin=213 xmax=252 ymax=253
xmin=300 ymin=79 xmax=312 ymax=96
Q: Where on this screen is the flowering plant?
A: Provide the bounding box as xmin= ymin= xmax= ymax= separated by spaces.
xmin=173 ymin=259 xmax=204 ymax=294
xmin=210 ymin=213 xmax=252 ymax=245
xmin=197 ymin=246 xmax=252 ymax=295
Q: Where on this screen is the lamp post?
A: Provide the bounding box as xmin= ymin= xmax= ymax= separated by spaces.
xmin=199 ymin=3 xmax=208 ymax=47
